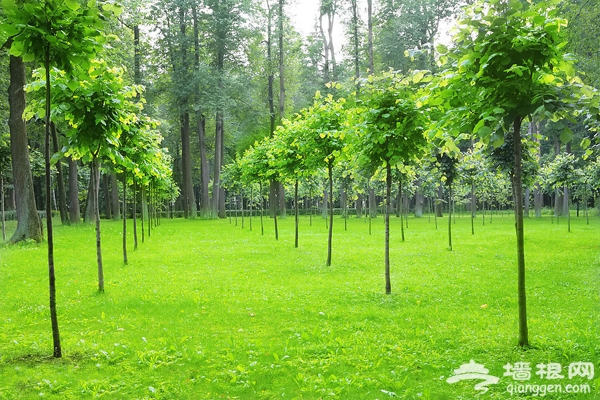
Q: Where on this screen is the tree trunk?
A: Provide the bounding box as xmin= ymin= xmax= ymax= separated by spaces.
xmin=50 ymin=123 xmax=68 ymax=224
xmin=102 ymin=173 xmax=112 ymax=219
xmin=8 ymin=55 xmax=43 ymax=243
xmin=436 ymin=186 xmax=444 ymax=217
xmin=356 ymin=193 xmax=363 ymax=218
xmin=197 ymin=114 xmax=210 ymax=218
xmin=512 ymin=117 xmax=529 ymax=347
xmin=92 ymin=158 xmax=104 ymax=293
xmin=524 ymin=187 xmax=530 ymax=218
xmin=326 ymin=164 xmax=334 ymax=266
xmin=68 ymin=157 xmax=80 ymax=223
xmin=133 ymin=179 xmax=138 ymax=249
xmin=448 ymin=184 xmax=453 ymax=251
xmin=141 ymin=185 xmax=147 ymax=243
xmin=181 ymin=112 xmax=197 ymax=218
xmin=122 ymin=174 xmax=128 ymax=265
xmin=399 ymin=181 xmax=405 ymax=242
xmin=1 ymin=174 xmax=5 ymax=241
xmin=350 ymin=0 xmax=360 ymax=82
xmin=278 ymin=182 xmax=286 ymax=218
xmin=385 ymin=163 xmax=391 ymax=294
xmin=367 ymin=0 xmax=374 ymax=74
xmin=368 ymin=187 xmax=376 ymax=218
xmin=471 ymin=182 xmax=475 ymax=235
xmin=212 ymin=110 xmax=223 ymax=218
xmin=85 ymin=164 xmax=100 ymax=223
xmin=294 ymin=179 xmax=299 ymax=248
xmin=414 ymin=181 xmax=424 ymax=218
xmin=272 ymin=181 xmax=279 ymax=240
xmin=111 ymin=171 xmax=120 ymax=221
xmin=44 ymin=52 xmax=61 ymax=357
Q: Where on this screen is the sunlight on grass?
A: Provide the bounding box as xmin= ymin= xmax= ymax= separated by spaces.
xmin=0 ymin=214 xmax=598 ymax=399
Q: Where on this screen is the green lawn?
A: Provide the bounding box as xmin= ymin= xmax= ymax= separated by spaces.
xmin=0 ymin=212 xmax=598 ymax=399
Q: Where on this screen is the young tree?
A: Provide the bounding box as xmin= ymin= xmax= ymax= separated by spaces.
xmin=296 ymin=87 xmax=347 ymax=266
xmin=3 ymin=0 xmax=119 ymax=358
xmin=430 ymin=0 xmax=596 ymax=346
xmin=353 ymin=71 xmax=428 ymax=294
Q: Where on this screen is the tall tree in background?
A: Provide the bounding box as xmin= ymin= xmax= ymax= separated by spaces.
xmin=6 ymin=54 xmax=43 ymax=242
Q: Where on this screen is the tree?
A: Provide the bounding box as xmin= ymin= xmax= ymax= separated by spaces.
xmin=295 ymin=87 xmax=347 ymax=266
xmin=3 ymin=0 xmax=119 ymax=358
xmin=353 ymin=71 xmax=428 ymax=293
xmin=430 ymin=0 xmax=596 ymax=346
xmin=30 ymin=60 xmax=138 ymax=294
xmin=5 ymin=54 xmax=43 ymax=242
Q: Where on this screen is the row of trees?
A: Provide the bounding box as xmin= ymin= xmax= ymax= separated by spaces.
xmin=225 ymin=0 xmax=600 ymax=349
xmin=1 ymin=0 xmax=176 ymax=357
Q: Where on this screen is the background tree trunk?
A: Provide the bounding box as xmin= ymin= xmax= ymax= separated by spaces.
xmin=110 ymin=171 xmax=120 ymax=221
xmin=102 ymin=174 xmax=112 ymax=219
xmin=68 ymin=157 xmax=80 ymax=223
xmin=50 ymin=123 xmax=68 ymax=224
xmin=385 ymin=163 xmax=391 ymax=294
xmin=8 ymin=55 xmax=43 ymax=242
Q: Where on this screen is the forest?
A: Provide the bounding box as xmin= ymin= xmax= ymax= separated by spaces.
xmin=1 ymin=0 xmax=599 ymax=398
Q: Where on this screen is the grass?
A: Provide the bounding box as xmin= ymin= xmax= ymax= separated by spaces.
xmin=0 ymin=211 xmax=598 ymax=399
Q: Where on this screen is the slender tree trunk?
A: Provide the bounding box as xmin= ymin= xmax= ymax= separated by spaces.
xmin=367 ymin=0 xmax=374 ymax=74
xmin=249 ymin=186 xmax=253 ymax=231
xmin=197 ymin=114 xmax=210 ymax=218
xmin=259 ymin=182 xmax=264 ymax=236
xmin=122 ymin=174 xmax=128 ymax=265
xmin=50 ymin=123 xmax=68 ymax=224
xmin=385 ymin=163 xmax=391 ymax=294
xmin=181 ymin=113 xmax=197 ymax=218
xmin=512 ymin=117 xmax=529 ymax=347
xmin=8 ymin=55 xmax=43 ymax=243
xmin=212 ymin=111 xmax=223 ymax=218
xmin=448 ymin=184 xmax=453 ymax=251
xmin=141 ymin=185 xmax=146 ymax=243
xmin=273 ymin=181 xmax=279 ymax=241
xmin=295 ymin=179 xmax=299 ymax=248
xmin=1 ymin=174 xmax=5 ymax=241
xmin=414 ymin=181 xmax=424 ymax=218
xmin=524 ymin=187 xmax=530 ymax=218
xmin=103 ymin=174 xmax=112 ymax=219
xmin=111 ymin=171 xmax=120 ymax=221
xmin=133 ymin=179 xmax=138 ymax=249
xmin=399 ymin=181 xmax=405 ymax=242
xmin=471 ymin=182 xmax=475 ymax=235
xmin=91 ymin=158 xmax=104 ymax=293
xmin=41 ymin=51 xmax=62 ymax=357
xmin=68 ymin=157 xmax=80 ymax=223
xmin=326 ymin=164 xmax=334 ymax=266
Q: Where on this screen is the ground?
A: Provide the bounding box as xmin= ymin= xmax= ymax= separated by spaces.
xmin=0 ymin=212 xmax=598 ymax=399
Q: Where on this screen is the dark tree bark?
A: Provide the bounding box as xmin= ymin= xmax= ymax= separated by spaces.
xmin=133 ymin=179 xmax=138 ymax=249
xmin=197 ymin=114 xmax=210 ymax=218
xmin=8 ymin=55 xmax=43 ymax=243
xmin=414 ymin=181 xmax=424 ymax=218
xmin=84 ymin=165 xmax=100 ymax=223
xmin=512 ymin=117 xmax=529 ymax=347
xmin=68 ymin=157 xmax=80 ymax=223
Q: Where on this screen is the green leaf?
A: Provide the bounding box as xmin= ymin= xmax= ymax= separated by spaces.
xmin=559 ymin=127 xmax=573 ymax=143
xmin=65 ymin=0 xmax=80 ymax=11
xmin=436 ymin=44 xmax=448 ymax=55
